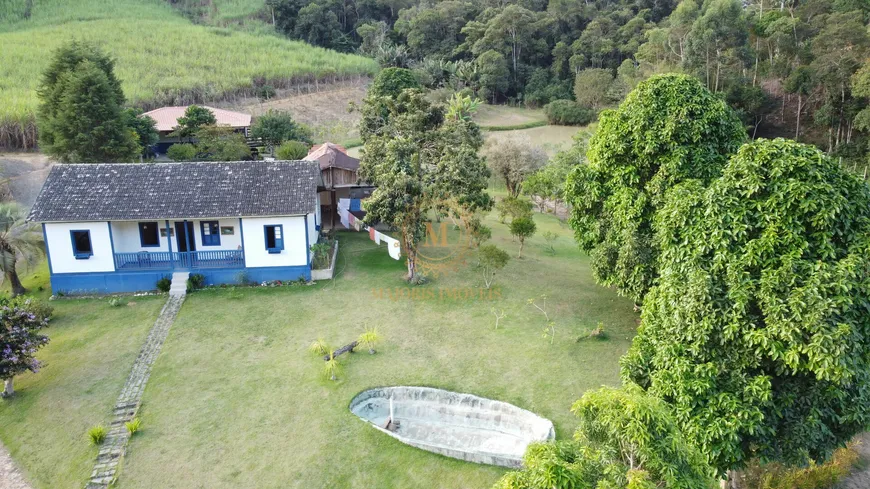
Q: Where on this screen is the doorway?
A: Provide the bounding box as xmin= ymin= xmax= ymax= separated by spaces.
xmin=175 ymin=221 xmax=196 ymax=252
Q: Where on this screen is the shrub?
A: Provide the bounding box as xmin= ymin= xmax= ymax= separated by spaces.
xmin=742 ymin=446 xmax=860 ymax=489
xmin=357 ymin=326 xmax=382 ymax=354
xmin=510 ymin=216 xmax=537 ymax=258
xmin=579 ymin=322 xmax=607 ymax=341
xmin=310 ymin=240 xmax=333 ymax=269
xmin=542 ymin=231 xmax=558 ymax=255
xmin=88 ymin=425 xmax=107 ymax=445
xmin=125 ymin=417 xmax=142 ymax=435
xmin=478 ymin=245 xmax=510 ymax=289
xmin=323 ymin=352 xmax=341 ymax=381
xmin=166 ymin=143 xmax=196 ymax=161
xmin=544 ymin=100 xmax=595 ymax=126
xmin=496 ymin=196 xmax=534 ymax=224
xmin=186 ymin=273 xmax=206 ymax=292
xmin=0 ymin=296 xmax=54 ymax=322
xmin=370 ymin=67 xmax=421 ymax=98
xmin=156 ymin=276 xmax=171 ymax=293
xmin=275 ymin=140 xmax=310 ymax=160
xmin=309 ymin=338 xmax=331 ymax=356
xmin=108 ymin=297 xmax=122 ymax=307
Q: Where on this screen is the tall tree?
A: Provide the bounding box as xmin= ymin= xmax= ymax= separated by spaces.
xmin=359 ymin=89 xmax=490 ymax=281
xmin=0 ymin=204 xmax=44 ymax=298
xmin=173 ymin=105 xmax=216 ymax=140
xmin=573 ymin=68 xmax=614 ymax=110
xmin=623 ymin=139 xmax=870 ymax=477
xmin=123 ymin=108 xmax=159 ymax=157
xmin=494 ymin=385 xmax=717 ymax=489
xmin=686 ymin=0 xmax=748 ymax=92
xmin=294 ymin=2 xmax=344 ymax=50
xmin=36 ymin=42 xmax=139 ymax=162
xmin=565 ymin=74 xmax=745 ymax=305
xmin=250 ymin=110 xmax=311 ymax=154
xmin=485 ymin=139 xmax=548 ymax=197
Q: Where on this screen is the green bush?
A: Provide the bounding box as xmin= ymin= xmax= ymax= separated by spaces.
xmin=108 ymin=297 xmax=122 ymax=307
xmin=310 ymin=240 xmax=333 ymax=269
xmin=166 ymin=143 xmax=197 ymax=161
xmin=370 ymin=67 xmax=420 ymax=98
xmin=742 ymin=446 xmax=860 ymax=489
xmin=156 ymin=276 xmax=171 ymax=292
xmin=543 ymin=100 xmax=595 ymax=126
xmin=88 ymin=425 xmax=107 ymax=445
xmin=125 ymin=417 xmax=142 ymax=435
xmin=0 ymin=296 xmax=54 ymax=321
xmin=187 ymin=273 xmax=206 ymax=292
xmin=275 ymin=140 xmax=310 ymax=160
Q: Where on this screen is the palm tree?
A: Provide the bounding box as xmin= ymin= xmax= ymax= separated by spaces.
xmin=0 ymin=203 xmax=44 ymax=297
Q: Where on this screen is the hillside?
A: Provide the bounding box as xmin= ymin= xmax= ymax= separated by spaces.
xmin=0 ymin=0 xmax=379 ymax=149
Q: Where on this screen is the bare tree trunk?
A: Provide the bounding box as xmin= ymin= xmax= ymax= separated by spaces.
xmin=404 ymin=234 xmax=417 ymax=281
xmin=518 ymin=239 xmax=525 ymax=258
xmin=795 ymin=93 xmax=802 ymax=140
xmin=3 ymin=378 xmax=13 ymax=397
xmin=6 ymin=269 xmax=26 ymax=297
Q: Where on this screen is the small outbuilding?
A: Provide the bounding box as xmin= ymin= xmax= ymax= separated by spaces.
xmin=28 ymin=161 xmax=322 ymax=295
xmin=141 ymin=106 xmax=252 ymax=153
xmin=305 ymin=142 xmax=373 ymax=228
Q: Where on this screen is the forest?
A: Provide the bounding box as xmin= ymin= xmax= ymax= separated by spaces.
xmin=216 ymin=0 xmax=870 ymax=172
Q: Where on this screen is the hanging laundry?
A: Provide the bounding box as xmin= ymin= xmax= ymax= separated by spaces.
xmin=369 ymin=227 xmax=376 ymax=241
xmin=381 ymin=235 xmax=402 ymax=260
xmin=339 ymin=206 xmax=350 ymax=229
xmin=352 ymin=214 xmax=364 ymax=232
xmin=373 ymin=230 xmax=384 ymax=245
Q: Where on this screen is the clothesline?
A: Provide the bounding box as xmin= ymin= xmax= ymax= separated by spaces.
xmin=338 ymin=200 xmax=401 ymax=261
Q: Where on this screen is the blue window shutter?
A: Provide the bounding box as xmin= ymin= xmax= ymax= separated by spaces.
xmin=275 ymin=225 xmax=284 ymax=250
xmin=264 ymin=225 xmax=284 ymax=253
xmin=201 ymin=221 xmax=221 ymax=246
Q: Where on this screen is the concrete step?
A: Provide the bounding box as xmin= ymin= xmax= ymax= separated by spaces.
xmin=169 ymin=272 xmax=189 ymax=295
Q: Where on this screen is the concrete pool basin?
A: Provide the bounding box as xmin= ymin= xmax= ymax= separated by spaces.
xmin=349 ymin=386 xmax=556 ymax=468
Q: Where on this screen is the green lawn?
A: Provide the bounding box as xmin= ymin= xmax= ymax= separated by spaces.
xmin=115 ymin=211 xmax=637 ymax=488
xmin=0 ymin=270 xmax=166 ymax=488
xmin=0 ymin=210 xmax=637 ymax=488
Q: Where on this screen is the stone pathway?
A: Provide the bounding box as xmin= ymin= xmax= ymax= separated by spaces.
xmin=0 ymin=442 xmax=33 ymax=489
xmin=86 ymin=292 xmax=186 ymax=489
xmin=836 ymin=433 xmax=870 ymax=489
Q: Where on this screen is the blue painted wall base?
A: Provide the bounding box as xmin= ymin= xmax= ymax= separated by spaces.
xmin=49 ymin=266 xmax=311 ymax=295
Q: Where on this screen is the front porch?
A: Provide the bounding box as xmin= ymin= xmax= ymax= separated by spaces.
xmin=109 ymin=219 xmax=246 ymax=271
xmin=113 ymin=250 xmax=245 ymax=271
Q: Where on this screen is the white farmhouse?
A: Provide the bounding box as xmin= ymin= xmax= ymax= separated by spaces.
xmin=28 ymin=160 xmax=322 ymax=295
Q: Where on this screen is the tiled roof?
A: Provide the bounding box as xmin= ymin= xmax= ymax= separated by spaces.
xmin=141 ymin=106 xmax=252 ymax=132
xmin=28 ymin=161 xmax=320 ymax=222
xmin=305 ymin=142 xmax=360 ymax=171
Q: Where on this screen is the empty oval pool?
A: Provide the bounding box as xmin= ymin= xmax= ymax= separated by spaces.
xmin=349 ymin=386 xmax=556 ymax=468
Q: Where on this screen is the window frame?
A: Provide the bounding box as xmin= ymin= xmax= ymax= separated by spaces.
xmin=264 ymin=224 xmax=284 ymax=254
xmin=70 ymin=230 xmax=93 ymax=259
xmin=200 ymin=221 xmax=221 ymax=246
xmin=138 ymin=222 xmax=161 ymax=248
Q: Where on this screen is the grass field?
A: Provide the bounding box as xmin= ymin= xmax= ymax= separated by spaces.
xmin=473 ymin=105 xmax=547 ymax=128
xmin=0 ymin=209 xmax=638 ymax=488
xmin=0 ymin=0 xmax=378 ymax=149
xmin=347 ymin=104 xmax=589 ymax=159
xmin=0 ymin=274 xmax=165 ymax=488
